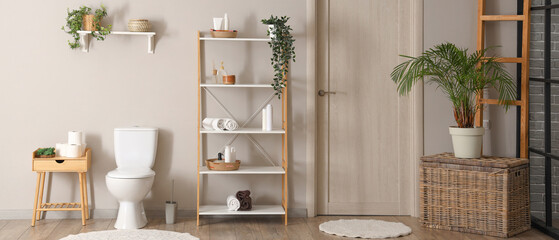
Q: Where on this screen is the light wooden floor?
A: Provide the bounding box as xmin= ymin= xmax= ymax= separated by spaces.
xmin=0 ymin=216 xmax=552 ymax=240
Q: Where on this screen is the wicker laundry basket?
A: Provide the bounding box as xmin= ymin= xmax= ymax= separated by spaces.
xmin=420 ymin=153 xmax=530 ymax=237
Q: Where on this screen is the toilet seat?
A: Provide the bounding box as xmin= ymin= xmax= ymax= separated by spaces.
xmin=107 ymin=168 xmax=155 ymax=179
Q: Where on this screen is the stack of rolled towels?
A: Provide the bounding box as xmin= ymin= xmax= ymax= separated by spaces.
xmin=203 ymin=118 xmax=238 ymax=131
xmin=56 ymin=131 xmax=87 ymax=157
xmin=226 ymin=190 xmax=252 ymax=211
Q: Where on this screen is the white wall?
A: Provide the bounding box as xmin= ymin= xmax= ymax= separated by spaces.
xmin=0 ymin=0 xmax=306 ymax=217
xmin=424 ymin=0 xmax=518 ymax=157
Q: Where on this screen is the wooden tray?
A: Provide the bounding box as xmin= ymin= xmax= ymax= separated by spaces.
xmin=206 ymin=158 xmax=240 ymax=171
xmin=210 ymin=29 xmax=238 ymax=38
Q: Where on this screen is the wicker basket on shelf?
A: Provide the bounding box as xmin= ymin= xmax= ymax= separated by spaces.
xmin=205 ymin=159 xmax=240 ymax=171
xmin=128 ymin=19 xmax=151 ymax=32
xmin=420 ymin=153 xmax=530 ymax=238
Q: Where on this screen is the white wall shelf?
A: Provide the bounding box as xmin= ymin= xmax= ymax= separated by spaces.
xmin=77 ymin=31 xmax=156 ymax=54
xmin=201 ymin=84 xmax=273 ymax=88
xmin=199 ymin=205 xmax=285 ymax=215
xmin=199 ymin=166 xmax=285 ymax=175
xmin=200 ymin=128 xmax=285 ymax=134
xmin=200 ymin=37 xmax=271 ymax=42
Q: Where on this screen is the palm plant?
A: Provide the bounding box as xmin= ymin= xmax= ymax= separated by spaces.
xmin=390 ymin=42 xmax=516 ymax=128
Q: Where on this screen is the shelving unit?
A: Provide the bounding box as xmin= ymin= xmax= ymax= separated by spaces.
xmin=196 ymin=31 xmax=288 ymax=226
xmin=76 ymin=31 xmax=156 ymax=53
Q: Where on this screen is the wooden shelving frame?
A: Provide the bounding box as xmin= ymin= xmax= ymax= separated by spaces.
xmin=196 ymin=31 xmax=288 ymax=226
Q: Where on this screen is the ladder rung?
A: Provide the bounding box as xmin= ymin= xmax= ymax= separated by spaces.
xmin=480 ymin=15 xmax=525 ymax=21
xmin=479 ymin=98 xmax=522 ymax=106
xmin=482 ymin=57 xmax=524 ymax=63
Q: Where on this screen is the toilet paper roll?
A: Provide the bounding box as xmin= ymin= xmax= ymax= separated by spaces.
xmin=68 ymin=131 xmax=83 ymax=145
xmin=80 ymin=143 xmax=87 ymax=156
xmin=66 ymin=144 xmax=81 ymax=158
xmin=55 ymin=143 xmax=66 ymax=157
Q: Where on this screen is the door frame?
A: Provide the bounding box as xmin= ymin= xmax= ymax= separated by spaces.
xmin=305 ymin=0 xmax=424 ymax=217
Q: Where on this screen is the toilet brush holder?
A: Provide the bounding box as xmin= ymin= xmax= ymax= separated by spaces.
xmin=165 ymin=201 xmax=177 ymax=224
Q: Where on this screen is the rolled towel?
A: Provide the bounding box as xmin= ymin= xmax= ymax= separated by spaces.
xmin=236 ymin=190 xmax=252 ymax=211
xmin=227 ymin=195 xmax=240 ymax=211
xmin=223 ymin=118 xmax=238 ymax=131
xmin=236 ymin=190 xmax=251 ymax=201
xmin=202 ymin=118 xmax=225 ymax=131
xmin=239 ymin=196 xmax=252 ymax=211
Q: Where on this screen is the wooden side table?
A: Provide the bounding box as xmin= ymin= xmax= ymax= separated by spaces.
xmin=31 ymin=148 xmax=91 ymax=226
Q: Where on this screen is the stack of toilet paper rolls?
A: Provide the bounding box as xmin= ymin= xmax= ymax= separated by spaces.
xmin=56 ymin=131 xmax=87 ymax=157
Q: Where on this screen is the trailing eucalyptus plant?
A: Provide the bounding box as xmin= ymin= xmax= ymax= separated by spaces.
xmin=390 ymin=42 xmax=516 ymax=128
xmin=61 ymin=5 xmax=112 ymax=49
xmin=261 ymin=15 xmax=296 ymax=98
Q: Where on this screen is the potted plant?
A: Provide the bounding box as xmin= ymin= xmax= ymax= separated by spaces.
xmin=61 ymin=5 xmax=112 ymax=49
xmin=261 ymin=15 xmax=296 ymax=98
xmin=36 ymin=148 xmax=55 ymax=158
xmin=390 ymin=42 xmax=516 ymax=158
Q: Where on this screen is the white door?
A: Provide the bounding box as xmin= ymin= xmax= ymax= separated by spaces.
xmin=317 ymin=0 xmax=421 ymax=215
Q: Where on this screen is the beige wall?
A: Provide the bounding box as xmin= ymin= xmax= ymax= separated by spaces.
xmin=424 ymin=0 xmax=518 ymax=157
xmin=0 ymin=0 xmax=306 ymax=217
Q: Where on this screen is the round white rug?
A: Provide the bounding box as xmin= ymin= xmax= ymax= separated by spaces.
xmin=319 ymin=219 xmax=412 ymax=239
xmin=60 ymin=229 xmax=199 ymax=240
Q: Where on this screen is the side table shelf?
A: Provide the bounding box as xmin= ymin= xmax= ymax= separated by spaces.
xmin=31 ymin=148 xmax=91 ymax=226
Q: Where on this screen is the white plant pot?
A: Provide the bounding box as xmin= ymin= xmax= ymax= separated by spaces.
xmin=267 ymin=24 xmax=275 ymax=38
xmin=449 ymin=127 xmax=485 ymax=158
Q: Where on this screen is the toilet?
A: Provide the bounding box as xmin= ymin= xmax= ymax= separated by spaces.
xmin=106 ymin=127 xmax=158 ymax=229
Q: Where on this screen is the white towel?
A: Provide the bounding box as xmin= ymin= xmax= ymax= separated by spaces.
xmin=223 ymin=118 xmax=238 ymax=131
xmin=227 ymin=195 xmax=240 ymax=211
xmin=202 ymin=118 xmax=225 ymax=131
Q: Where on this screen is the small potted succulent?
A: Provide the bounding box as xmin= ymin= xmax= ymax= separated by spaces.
xmin=390 ymin=42 xmax=516 ymax=158
xmin=61 ymin=5 xmax=112 ymax=49
xmin=261 ymin=15 xmax=296 ymax=99
xmin=36 ymin=148 xmax=55 ymax=158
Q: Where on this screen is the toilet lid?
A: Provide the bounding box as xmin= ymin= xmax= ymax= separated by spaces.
xmin=107 ymin=168 xmax=155 ymax=179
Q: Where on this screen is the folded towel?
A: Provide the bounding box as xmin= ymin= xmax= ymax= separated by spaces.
xmin=223 ymin=118 xmax=238 ymax=131
xmin=236 ymin=190 xmax=252 ymax=211
xmin=227 ymin=195 xmax=240 ymax=211
xmin=202 ymin=118 xmax=225 ymax=131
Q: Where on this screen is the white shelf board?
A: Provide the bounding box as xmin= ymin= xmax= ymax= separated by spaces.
xmin=201 ymin=84 xmax=272 ymax=88
xmin=77 ymin=30 xmax=156 ymax=35
xmin=200 ymin=166 xmax=285 ymax=175
xmin=199 ymin=205 xmax=285 ymax=215
xmin=76 ymin=30 xmax=156 ymax=53
xmin=200 ymin=128 xmax=285 ymax=134
xmin=200 ymin=37 xmax=271 ymax=42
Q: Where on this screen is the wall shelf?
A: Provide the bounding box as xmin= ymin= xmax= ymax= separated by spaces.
xmin=77 ymin=31 xmax=156 ymax=54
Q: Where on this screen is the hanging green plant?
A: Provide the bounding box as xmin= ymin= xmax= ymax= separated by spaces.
xmin=61 ymin=5 xmax=112 ymax=49
xmin=261 ymin=15 xmax=296 ymax=99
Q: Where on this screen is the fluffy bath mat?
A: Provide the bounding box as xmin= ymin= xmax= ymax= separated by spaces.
xmin=60 ymin=229 xmax=199 ymax=240
xmin=319 ymin=219 xmax=412 ymax=239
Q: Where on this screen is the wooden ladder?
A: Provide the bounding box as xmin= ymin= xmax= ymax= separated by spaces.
xmin=476 ymin=0 xmax=531 ymax=158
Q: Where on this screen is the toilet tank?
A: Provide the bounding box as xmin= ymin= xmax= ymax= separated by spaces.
xmin=114 ymin=127 xmax=158 ymax=169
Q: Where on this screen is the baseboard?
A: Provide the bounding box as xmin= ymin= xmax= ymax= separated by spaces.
xmin=0 ymin=208 xmax=307 ymax=220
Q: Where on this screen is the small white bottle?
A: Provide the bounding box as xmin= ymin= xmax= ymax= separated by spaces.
xmin=265 ymin=104 xmax=273 ymax=131
xmin=262 ymin=108 xmax=267 ymax=131
xmin=223 ymin=13 xmax=229 ymax=31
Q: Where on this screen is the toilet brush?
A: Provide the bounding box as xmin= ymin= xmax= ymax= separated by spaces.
xmin=165 ymin=179 xmax=177 ymax=224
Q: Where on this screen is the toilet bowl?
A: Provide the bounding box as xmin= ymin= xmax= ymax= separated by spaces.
xmin=105 ymin=127 xmax=158 ymax=229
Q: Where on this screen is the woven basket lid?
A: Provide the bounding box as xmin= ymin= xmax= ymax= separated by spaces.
xmin=421 ymin=152 xmax=529 ymax=168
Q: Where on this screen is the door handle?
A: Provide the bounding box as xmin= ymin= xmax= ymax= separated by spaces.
xmin=318 ymin=90 xmax=336 ymax=96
